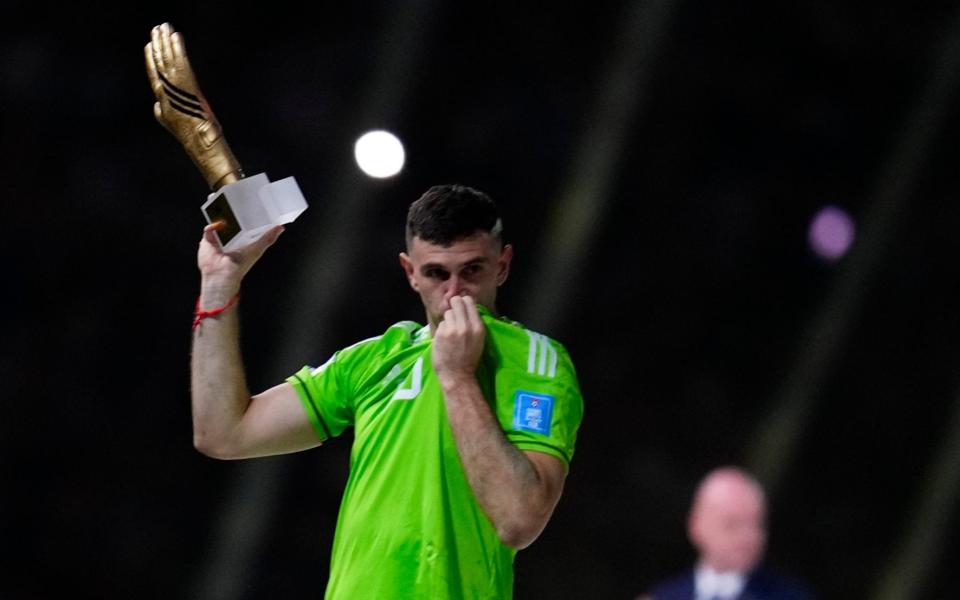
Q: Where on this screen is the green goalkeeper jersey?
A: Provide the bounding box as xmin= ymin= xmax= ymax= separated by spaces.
xmin=287 ymin=306 xmax=584 ymax=599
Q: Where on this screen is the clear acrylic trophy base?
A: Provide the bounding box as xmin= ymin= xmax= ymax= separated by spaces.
xmin=201 ymin=173 xmax=308 ymax=250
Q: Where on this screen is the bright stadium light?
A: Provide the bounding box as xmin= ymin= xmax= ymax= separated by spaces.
xmin=354 ymin=130 xmax=405 ymax=178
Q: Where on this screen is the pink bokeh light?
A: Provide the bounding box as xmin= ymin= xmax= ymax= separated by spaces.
xmin=808 ymin=205 xmax=855 ymax=261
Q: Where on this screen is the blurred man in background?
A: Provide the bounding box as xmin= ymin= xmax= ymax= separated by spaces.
xmin=639 ymin=466 xmax=813 ymax=600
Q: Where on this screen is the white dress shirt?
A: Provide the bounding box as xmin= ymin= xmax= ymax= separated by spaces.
xmin=694 ymin=565 xmax=746 ymax=600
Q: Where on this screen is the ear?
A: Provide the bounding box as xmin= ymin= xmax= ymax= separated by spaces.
xmin=496 ymin=243 xmax=514 ymax=287
xmin=398 ymin=252 xmax=418 ymax=291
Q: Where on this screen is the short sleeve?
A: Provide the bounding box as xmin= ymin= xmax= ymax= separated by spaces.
xmin=493 ymin=332 xmax=584 ymax=467
xmin=287 ymin=351 xmax=355 ymax=440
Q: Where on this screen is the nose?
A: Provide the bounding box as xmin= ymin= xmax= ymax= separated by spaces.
xmin=443 ymin=275 xmax=466 ymax=303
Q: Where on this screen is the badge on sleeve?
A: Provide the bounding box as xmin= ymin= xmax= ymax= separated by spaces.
xmin=513 ymin=391 xmax=554 ymax=435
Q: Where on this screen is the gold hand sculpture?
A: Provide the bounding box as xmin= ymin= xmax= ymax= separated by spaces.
xmin=145 ymin=22 xmax=244 ymax=190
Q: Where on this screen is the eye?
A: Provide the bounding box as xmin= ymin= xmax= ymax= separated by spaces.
xmin=462 ymin=263 xmax=484 ymax=277
xmin=424 ymin=267 xmax=450 ymax=281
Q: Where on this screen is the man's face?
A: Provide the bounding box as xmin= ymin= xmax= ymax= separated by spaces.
xmin=399 ymin=232 xmax=512 ymax=328
xmin=688 ymin=477 xmax=767 ymax=573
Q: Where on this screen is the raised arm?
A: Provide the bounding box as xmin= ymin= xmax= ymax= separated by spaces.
xmin=190 ymin=223 xmax=321 ymax=459
xmin=432 ymin=295 xmax=568 ymax=549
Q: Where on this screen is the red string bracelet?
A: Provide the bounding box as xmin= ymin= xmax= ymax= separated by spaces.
xmin=192 ymin=293 xmax=240 ymax=331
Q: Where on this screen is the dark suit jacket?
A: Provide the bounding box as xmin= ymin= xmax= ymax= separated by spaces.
xmin=648 ymin=565 xmax=814 ymax=600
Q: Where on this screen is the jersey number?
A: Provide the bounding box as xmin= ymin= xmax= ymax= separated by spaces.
xmin=391 ymin=357 xmax=423 ymax=400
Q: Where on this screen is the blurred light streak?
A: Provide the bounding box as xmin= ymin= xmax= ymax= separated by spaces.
xmin=517 ymin=0 xmax=678 ymax=331
xmin=746 ymin=3 xmax=960 ymax=517
xmin=190 ymin=3 xmax=439 ymax=599
xmin=872 ymin=391 xmax=960 ymax=600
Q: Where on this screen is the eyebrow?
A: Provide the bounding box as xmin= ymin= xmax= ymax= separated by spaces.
xmin=419 ymin=256 xmax=489 ymax=272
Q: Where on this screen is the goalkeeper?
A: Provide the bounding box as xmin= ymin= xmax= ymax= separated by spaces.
xmin=148 ymin=23 xmax=584 ymax=600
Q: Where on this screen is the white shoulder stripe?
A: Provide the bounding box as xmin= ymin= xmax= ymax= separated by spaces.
xmin=547 ymin=336 xmax=558 ymax=377
xmin=525 ymin=330 xmax=558 ymax=377
xmin=527 ymin=330 xmax=538 ymax=373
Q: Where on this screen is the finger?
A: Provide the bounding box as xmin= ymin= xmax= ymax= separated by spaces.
xmin=439 ymin=308 xmax=455 ymax=329
xmin=202 ymin=223 xmax=222 ymax=246
xmin=159 ymin=23 xmax=174 ymax=72
xmin=170 ymin=31 xmax=200 ymax=94
xmin=244 ymin=225 xmax=285 ymax=257
xmin=449 ymin=295 xmax=469 ymax=330
xmin=258 ymin=224 xmax=285 ymax=247
xmin=440 ymin=296 xmax=461 ymax=326
xmin=461 ymin=295 xmax=483 ymax=331
xmin=171 ymin=31 xmax=187 ymax=63
xmin=144 ymin=43 xmax=161 ymax=95
xmin=150 ymin=25 xmax=165 ymax=72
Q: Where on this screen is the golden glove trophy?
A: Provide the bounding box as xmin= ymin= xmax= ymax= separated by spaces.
xmin=145 ymin=22 xmax=307 ymax=250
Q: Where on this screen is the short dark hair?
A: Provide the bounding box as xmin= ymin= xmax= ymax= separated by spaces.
xmin=405 ymin=184 xmax=503 ymax=247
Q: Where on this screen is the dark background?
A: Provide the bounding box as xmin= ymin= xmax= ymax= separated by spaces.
xmin=3 ymin=1 xmax=960 ymax=598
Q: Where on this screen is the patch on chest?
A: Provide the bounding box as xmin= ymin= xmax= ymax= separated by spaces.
xmin=512 ymin=391 xmax=554 ymax=435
